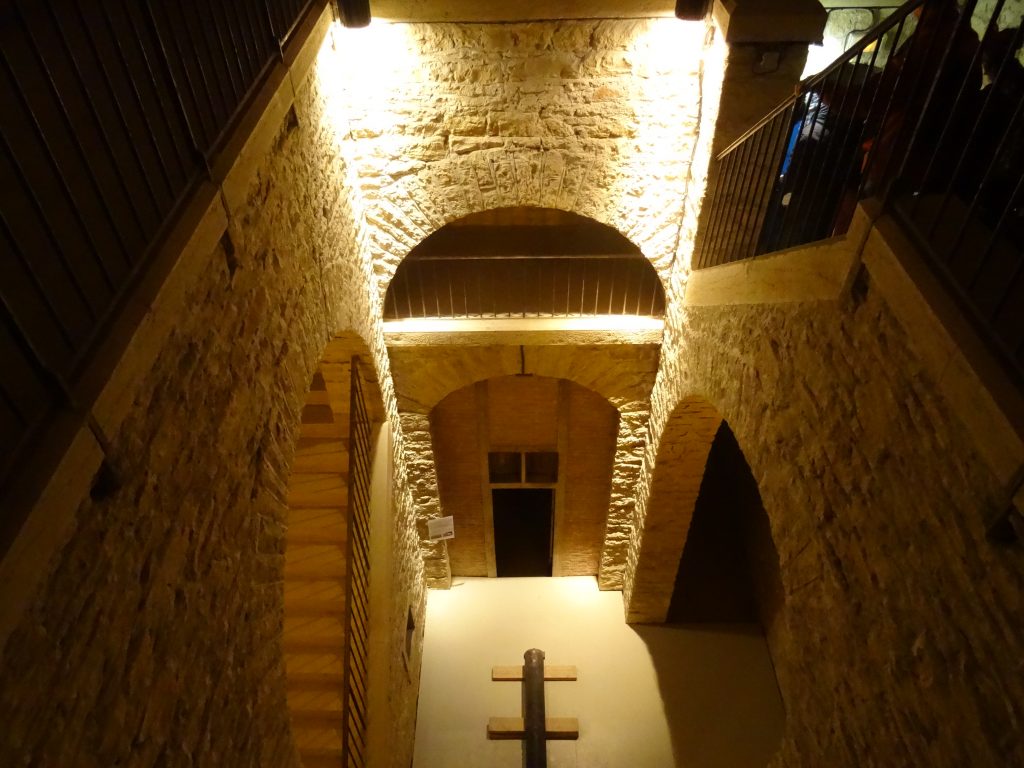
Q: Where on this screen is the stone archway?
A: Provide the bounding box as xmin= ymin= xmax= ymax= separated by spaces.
xmin=378 ymin=205 xmax=666 ymax=589
xmin=282 ymin=333 xmax=386 ymax=767
xmin=624 ymin=394 xmax=723 ymax=622
xmin=428 ymin=374 xmax=620 ymax=579
xmin=665 ymin=420 xmax=783 ymax=629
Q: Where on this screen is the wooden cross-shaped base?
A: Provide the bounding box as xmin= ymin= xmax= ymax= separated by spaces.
xmin=487 ymin=659 xmax=579 ymax=742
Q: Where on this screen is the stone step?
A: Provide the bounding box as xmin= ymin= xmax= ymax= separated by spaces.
xmin=287 ymin=507 xmax=347 ymax=545
xmin=284 ymin=615 xmax=345 ymax=646
xmin=284 ymin=544 xmax=346 ymax=580
xmin=287 ymin=473 xmax=347 ymax=509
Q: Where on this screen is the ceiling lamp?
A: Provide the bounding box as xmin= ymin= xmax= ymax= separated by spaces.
xmin=335 ymin=0 xmax=371 ymax=28
xmin=675 ymin=0 xmax=710 ymax=21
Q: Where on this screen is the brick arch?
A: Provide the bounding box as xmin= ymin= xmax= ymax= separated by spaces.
xmin=364 ymin=148 xmax=684 ymax=296
xmin=624 ymin=394 xmax=725 ymax=623
xmin=428 ymin=374 xmax=621 ymax=578
xmin=281 ymin=331 xmax=386 ymax=766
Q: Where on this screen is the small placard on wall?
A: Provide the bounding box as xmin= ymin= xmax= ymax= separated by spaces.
xmin=427 ymin=516 xmax=455 ymax=541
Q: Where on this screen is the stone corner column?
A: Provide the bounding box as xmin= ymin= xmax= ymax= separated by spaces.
xmin=691 ymin=0 xmax=827 ymax=267
xmin=713 ymin=0 xmax=827 ymax=49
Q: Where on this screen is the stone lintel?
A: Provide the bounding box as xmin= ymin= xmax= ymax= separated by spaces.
xmin=713 ymin=0 xmax=826 ymax=44
xmin=384 ymin=318 xmax=664 ymax=347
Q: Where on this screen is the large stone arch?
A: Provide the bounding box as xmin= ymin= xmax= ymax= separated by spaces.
xmin=366 ymin=151 xmax=684 ymax=297
xmin=625 ymin=394 xmax=724 ymax=622
xmin=389 ymin=339 xmax=660 ymax=588
xmin=322 ymin=17 xmax=712 ymax=296
xmin=376 ymin=188 xmax=670 ymax=586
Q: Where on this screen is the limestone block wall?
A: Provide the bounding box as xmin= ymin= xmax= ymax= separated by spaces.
xmin=321 ymin=17 xmax=710 ymax=290
xmin=0 ymin=22 xmax=423 ymax=768
xmin=400 ymin=412 xmax=452 ymax=587
xmin=631 ymin=270 xmax=1023 ymax=764
xmin=319 ymin=15 xmax=722 ymax=592
xmin=387 ymin=341 xmax=660 ymax=585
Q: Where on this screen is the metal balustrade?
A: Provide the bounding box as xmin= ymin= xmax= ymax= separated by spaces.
xmin=695 ymin=0 xmax=1024 ymax=382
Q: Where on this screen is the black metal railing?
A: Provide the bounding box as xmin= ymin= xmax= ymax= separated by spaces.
xmin=383 ymin=255 xmax=666 ymax=320
xmin=696 ymin=0 xmax=1024 ymax=380
xmin=0 ymin=0 xmax=316 ymax=506
xmin=344 ymin=356 xmax=371 ymax=768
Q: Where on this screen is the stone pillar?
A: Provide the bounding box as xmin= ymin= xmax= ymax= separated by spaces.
xmin=398 ymin=412 xmax=452 ymax=588
xmin=691 ymin=0 xmax=826 ymax=267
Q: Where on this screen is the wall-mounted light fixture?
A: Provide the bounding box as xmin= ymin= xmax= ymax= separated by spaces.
xmin=334 ymin=0 xmax=371 ymax=28
xmin=675 ymin=0 xmax=710 ymax=21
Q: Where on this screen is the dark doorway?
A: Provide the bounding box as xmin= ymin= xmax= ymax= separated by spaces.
xmin=492 ymin=488 xmax=553 ymax=577
xmin=667 ymin=422 xmax=781 ymax=626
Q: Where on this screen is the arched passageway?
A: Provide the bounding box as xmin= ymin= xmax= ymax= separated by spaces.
xmin=429 ymin=374 xmax=619 ymax=578
xmin=283 ymin=335 xmax=386 ymax=768
xmin=668 ymin=421 xmax=783 ymax=628
xmin=626 ymin=394 xmax=783 ymax=630
xmin=627 ymin=409 xmax=785 ymax=768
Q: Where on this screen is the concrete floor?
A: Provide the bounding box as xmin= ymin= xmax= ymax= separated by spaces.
xmin=413 ymin=577 xmax=784 ymax=768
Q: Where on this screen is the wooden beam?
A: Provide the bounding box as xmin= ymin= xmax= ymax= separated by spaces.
xmin=491 ymin=665 xmax=577 ymax=682
xmin=486 ymin=717 xmax=579 ymax=740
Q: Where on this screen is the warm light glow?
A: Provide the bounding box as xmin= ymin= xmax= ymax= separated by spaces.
xmin=614 ymin=19 xmax=725 ymax=275
xmin=314 ymin=19 xmax=426 ymax=157
xmin=801 ymin=37 xmax=844 ymax=79
xmin=670 ymin=19 xmax=727 ymax=276
xmin=383 ymin=316 xmax=665 ymax=334
xmin=310 ymin=14 xmax=728 ymax=291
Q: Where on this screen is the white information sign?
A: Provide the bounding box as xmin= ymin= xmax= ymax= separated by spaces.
xmin=427 ymin=515 xmax=455 ymax=541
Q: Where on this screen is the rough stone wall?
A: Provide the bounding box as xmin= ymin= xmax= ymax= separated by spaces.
xmin=309 ymin=38 xmax=428 ymax=767
xmin=324 ymin=17 xmax=707 ymax=289
xmin=0 ymin=36 xmax=423 ymax=768
xmin=597 ymin=399 xmax=650 ymax=588
xmin=634 ymin=272 xmax=1023 ymax=765
xmin=324 ymin=15 xmax=718 ymax=592
xmin=0 ymin=160 xmax=333 ymax=765
xmin=399 ymin=412 xmax=451 ymax=587
xmin=973 ymin=0 xmax=1024 ymax=37
xmin=563 ymin=384 xmax=620 ymax=575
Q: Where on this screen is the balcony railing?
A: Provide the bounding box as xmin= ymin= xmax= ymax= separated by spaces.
xmin=0 ymin=0 xmax=316 ymax=526
xmin=695 ymin=0 xmax=1024 ymax=382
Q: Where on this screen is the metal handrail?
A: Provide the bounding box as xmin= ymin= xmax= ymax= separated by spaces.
xmin=717 ymin=0 xmax=923 ymax=161
xmin=695 ymin=0 xmax=1024 ymax=383
xmin=384 ymin=255 xmax=666 ymax=320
